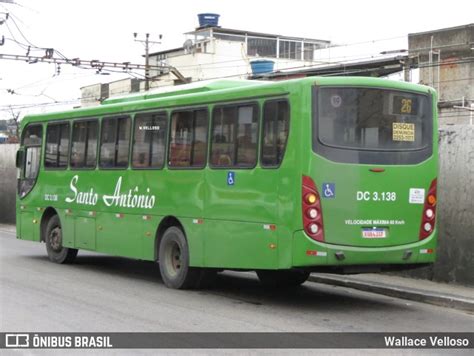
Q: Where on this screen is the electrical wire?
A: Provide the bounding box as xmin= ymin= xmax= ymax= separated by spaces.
xmin=1 ymin=8 xmax=472 ymax=120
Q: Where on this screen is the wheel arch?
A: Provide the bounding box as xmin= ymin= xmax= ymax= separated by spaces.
xmin=40 ymin=207 xmax=59 ymax=242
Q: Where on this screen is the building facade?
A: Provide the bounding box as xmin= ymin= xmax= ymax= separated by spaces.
xmin=409 ymin=24 xmax=474 ymax=125
xmin=146 ymin=26 xmax=330 ymax=87
xmin=80 ymin=18 xmax=330 ymax=106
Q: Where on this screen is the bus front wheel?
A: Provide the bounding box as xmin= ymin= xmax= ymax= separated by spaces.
xmin=45 ymin=215 xmax=78 ymax=264
xmin=256 ymin=270 xmax=310 ymax=288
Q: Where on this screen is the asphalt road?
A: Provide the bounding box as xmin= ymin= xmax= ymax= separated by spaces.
xmin=0 ymin=227 xmax=473 ymax=354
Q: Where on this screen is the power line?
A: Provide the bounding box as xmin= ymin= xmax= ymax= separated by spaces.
xmin=256 ymin=57 xmax=474 ymax=79
xmin=0 ymin=10 xmax=184 ymax=82
xmin=0 ymin=52 xmax=170 ymax=72
xmin=329 ymin=35 xmax=406 ymax=49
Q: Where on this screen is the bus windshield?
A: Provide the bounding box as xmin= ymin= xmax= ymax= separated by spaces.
xmin=313 ymin=87 xmax=433 ymax=165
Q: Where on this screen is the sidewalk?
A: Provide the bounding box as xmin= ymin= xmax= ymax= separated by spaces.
xmin=309 ymin=273 xmax=474 ymax=312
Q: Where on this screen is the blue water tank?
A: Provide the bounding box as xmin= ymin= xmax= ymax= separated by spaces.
xmin=198 ymin=13 xmax=220 ymax=27
xmin=250 ymin=60 xmax=275 ymax=75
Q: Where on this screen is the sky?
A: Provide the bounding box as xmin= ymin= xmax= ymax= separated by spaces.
xmin=0 ymin=0 xmax=472 ymax=121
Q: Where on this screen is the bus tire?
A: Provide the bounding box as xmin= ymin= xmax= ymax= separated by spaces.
xmin=158 ymin=226 xmax=201 ymax=289
xmin=256 ymin=270 xmax=310 ymax=288
xmin=45 ymin=215 xmax=78 ymax=264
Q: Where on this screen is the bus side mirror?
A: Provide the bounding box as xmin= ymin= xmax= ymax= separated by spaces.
xmin=16 ymin=150 xmax=24 ymax=169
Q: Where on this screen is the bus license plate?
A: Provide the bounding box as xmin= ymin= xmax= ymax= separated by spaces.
xmin=362 ymin=228 xmax=387 ymax=239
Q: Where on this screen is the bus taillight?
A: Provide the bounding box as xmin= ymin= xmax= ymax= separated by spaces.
xmin=419 ymin=178 xmax=437 ymax=240
xmin=302 ymin=176 xmax=325 ymax=242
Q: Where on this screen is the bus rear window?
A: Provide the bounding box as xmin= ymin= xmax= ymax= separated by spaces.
xmin=313 ymin=87 xmax=433 ymax=165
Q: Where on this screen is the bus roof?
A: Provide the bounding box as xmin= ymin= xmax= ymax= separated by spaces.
xmin=20 ymin=77 xmax=434 ymax=127
xmin=102 ymin=79 xmax=261 ymax=105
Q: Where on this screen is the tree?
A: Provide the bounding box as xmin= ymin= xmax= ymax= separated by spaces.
xmin=7 ymin=107 xmax=20 ymax=143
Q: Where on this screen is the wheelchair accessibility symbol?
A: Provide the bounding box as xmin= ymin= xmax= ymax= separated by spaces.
xmin=322 ymin=183 xmax=335 ymax=198
xmin=227 ymin=171 xmax=235 ymax=186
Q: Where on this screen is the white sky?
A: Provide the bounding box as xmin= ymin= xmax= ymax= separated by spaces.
xmin=0 ymin=0 xmax=472 ymax=121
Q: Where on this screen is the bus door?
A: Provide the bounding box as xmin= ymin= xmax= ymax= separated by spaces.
xmin=17 ymin=124 xmax=43 ymax=241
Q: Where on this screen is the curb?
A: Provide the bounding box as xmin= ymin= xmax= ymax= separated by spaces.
xmin=309 ymin=275 xmax=474 ymax=313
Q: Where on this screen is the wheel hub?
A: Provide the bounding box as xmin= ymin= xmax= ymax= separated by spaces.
xmin=49 ymin=226 xmax=62 ymax=251
xmin=165 ymin=241 xmax=182 ymax=277
xmin=171 ymin=244 xmax=182 ymax=272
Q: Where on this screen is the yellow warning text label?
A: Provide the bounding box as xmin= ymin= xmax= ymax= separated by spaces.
xmin=392 ymin=123 xmax=415 ymax=142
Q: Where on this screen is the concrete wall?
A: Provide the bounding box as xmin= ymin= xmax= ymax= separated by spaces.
xmin=433 ymin=125 xmax=474 ymax=285
xmin=80 ymin=83 xmax=109 ymax=107
xmin=396 ymin=125 xmax=474 ymax=286
xmin=439 ymin=107 xmax=474 ymax=125
xmin=1 ymin=127 xmax=473 ymax=285
xmin=0 ymin=144 xmax=18 ymax=224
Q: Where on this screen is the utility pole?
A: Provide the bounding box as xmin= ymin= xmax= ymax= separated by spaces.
xmin=134 ymin=33 xmax=162 ymax=91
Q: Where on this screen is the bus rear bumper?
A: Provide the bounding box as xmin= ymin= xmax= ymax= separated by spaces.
xmin=291 ymin=230 xmax=437 ymax=269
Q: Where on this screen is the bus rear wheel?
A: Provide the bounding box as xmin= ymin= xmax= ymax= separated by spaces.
xmin=256 ymin=270 xmax=310 ymax=288
xmin=159 ymin=226 xmax=215 ymax=289
xmin=45 ymin=215 xmax=78 ymax=264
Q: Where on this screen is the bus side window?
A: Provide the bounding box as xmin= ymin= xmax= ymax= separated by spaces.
xmin=71 ymin=119 xmax=98 ymax=169
xmin=261 ymin=100 xmax=290 ymax=167
xmin=168 ymin=109 xmax=208 ymax=168
xmin=99 ymin=116 xmax=131 ymax=168
xmin=21 ymin=125 xmax=42 ymax=146
xmin=45 ymin=122 xmax=70 ymax=169
xmin=132 ymin=112 xmax=167 ymax=169
xmin=211 ymin=103 xmax=258 ymax=168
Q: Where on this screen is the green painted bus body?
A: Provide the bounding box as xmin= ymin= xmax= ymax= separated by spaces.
xmin=16 ymin=77 xmax=438 ymax=271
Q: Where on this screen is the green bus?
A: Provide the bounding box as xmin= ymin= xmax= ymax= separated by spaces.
xmin=15 ymin=77 xmax=438 ymax=289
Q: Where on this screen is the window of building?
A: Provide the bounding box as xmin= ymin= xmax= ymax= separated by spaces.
xmin=304 ymin=43 xmax=316 ymax=61
xmin=168 ymin=109 xmax=207 ymax=168
xmin=247 ymin=38 xmax=277 ymax=57
xmin=99 ymin=116 xmax=131 ymax=168
xmin=132 ymin=112 xmax=167 ymax=169
xmin=261 ymin=100 xmax=290 ymax=167
xmin=214 ymin=33 xmax=246 ymax=42
xmin=45 ymin=122 xmax=70 ymax=169
xmin=279 ymin=40 xmax=302 ymax=60
xmin=70 ymin=120 xmax=99 ymax=169
xmin=211 ymin=103 xmax=258 ymax=168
